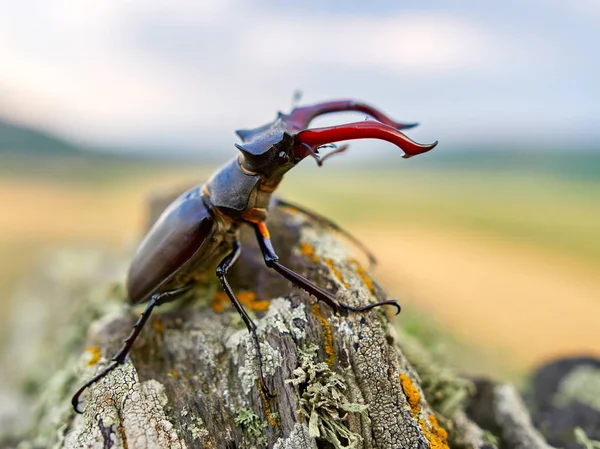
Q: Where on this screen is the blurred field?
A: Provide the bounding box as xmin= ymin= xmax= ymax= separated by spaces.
xmin=1 ymin=152 xmax=599 ymax=378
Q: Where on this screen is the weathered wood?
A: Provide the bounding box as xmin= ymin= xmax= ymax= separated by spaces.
xmin=62 ymin=204 xmax=460 ymax=449
xmin=5 ymin=189 xmax=556 ymax=449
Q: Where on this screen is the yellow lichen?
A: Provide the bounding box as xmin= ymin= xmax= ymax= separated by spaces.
xmin=212 ymin=291 xmax=271 ymax=313
xmin=311 ymin=303 xmax=336 ymax=368
xmin=211 ymin=292 xmax=226 ymax=312
xmin=300 ymin=242 xmax=319 ymax=263
xmin=171 ymin=369 xmax=179 ymax=379
xmin=426 ymin=414 xmax=449 ymax=448
xmin=400 ymin=373 xmax=422 ymax=412
xmin=85 ymin=346 xmax=102 ymax=367
xmin=257 ymin=378 xmax=279 ymax=427
xmin=349 ymin=259 xmax=375 ymax=295
xmin=399 ymin=373 xmax=450 ymax=449
xmin=323 ymin=258 xmax=350 ymax=288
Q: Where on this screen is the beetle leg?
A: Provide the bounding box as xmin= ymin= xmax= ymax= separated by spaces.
xmin=273 ymin=197 xmax=377 ymax=268
xmin=216 ymin=241 xmax=275 ymax=398
xmin=71 ymin=285 xmax=189 ymax=413
xmin=252 ymin=222 xmax=400 ymax=315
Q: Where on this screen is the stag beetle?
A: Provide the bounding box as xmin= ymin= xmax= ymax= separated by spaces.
xmin=72 ymin=99 xmax=437 ymax=413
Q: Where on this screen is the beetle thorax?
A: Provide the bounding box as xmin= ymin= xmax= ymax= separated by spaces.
xmin=203 ymin=155 xmax=283 ymax=223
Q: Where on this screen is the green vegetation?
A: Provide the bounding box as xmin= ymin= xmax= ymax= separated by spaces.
xmin=280 ymin=154 xmax=600 ymax=267
xmin=0 ymin=119 xmax=79 ymax=155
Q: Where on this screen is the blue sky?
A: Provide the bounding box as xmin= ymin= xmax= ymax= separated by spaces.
xmin=0 ymin=0 xmax=598 ymax=155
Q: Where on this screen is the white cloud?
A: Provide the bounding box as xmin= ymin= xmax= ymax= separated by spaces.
xmin=0 ymin=1 xmax=588 ymax=150
xmin=239 ymin=13 xmax=493 ymax=75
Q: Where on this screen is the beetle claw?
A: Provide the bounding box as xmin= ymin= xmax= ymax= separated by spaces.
xmin=339 ymin=299 xmax=401 ymax=316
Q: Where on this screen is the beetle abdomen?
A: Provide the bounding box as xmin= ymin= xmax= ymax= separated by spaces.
xmin=126 ymin=186 xmax=215 ymax=304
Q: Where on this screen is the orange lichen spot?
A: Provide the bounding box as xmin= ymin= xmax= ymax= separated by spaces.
xmin=281 ymin=205 xmax=299 ymax=215
xmin=239 ymin=291 xmax=271 ymax=312
xmin=323 ymin=258 xmax=350 ymax=288
xmin=152 ymin=317 xmax=164 ymax=334
xmin=399 ymin=373 xmax=450 ymax=449
xmin=311 ymin=303 xmax=336 ymax=368
xmin=118 ymin=422 xmax=129 ymax=449
xmin=212 ymin=291 xmax=271 ymax=313
xmin=212 ymin=291 xmax=227 ymax=312
xmin=257 ymin=379 xmax=279 ymax=426
xmin=239 ymin=291 xmax=256 ymax=304
xmin=171 ymin=369 xmax=179 ymax=379
xmin=418 ymin=415 xmax=450 ymax=449
xmin=85 ymin=346 xmax=102 ymax=367
xmin=399 ymin=373 xmax=422 ymax=412
xmin=427 ymin=414 xmax=449 ymax=445
xmin=349 ymin=259 xmax=375 ymax=295
xmin=300 ymin=242 xmax=319 ymax=263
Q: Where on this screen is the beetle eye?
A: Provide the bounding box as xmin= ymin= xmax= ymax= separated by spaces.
xmin=278 ymin=151 xmax=288 ymax=160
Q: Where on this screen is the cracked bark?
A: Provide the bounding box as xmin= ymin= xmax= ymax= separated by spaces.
xmin=13 ymin=190 xmax=555 ymax=449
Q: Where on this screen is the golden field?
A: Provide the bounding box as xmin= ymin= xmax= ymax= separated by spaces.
xmin=1 ymin=153 xmax=599 ymax=379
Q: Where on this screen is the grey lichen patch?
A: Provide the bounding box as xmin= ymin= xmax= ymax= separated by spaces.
xmin=238 ymin=341 xmax=283 ymax=395
xmin=299 ymin=226 xmax=353 ymax=263
xmin=224 ymin=297 xmax=307 ymax=349
xmin=296 ymin=223 xmax=379 ymax=312
xmin=273 ymin=423 xmax=318 ymax=449
xmin=228 ymin=297 xmax=305 ymax=395
xmin=179 ymin=408 xmax=209 ymax=441
xmin=259 ymin=297 xmax=308 ymax=340
xmin=163 ymin=328 xmax=218 ymax=374
xmin=286 ymin=345 xmax=368 ymax=449
xmin=235 ymin=407 xmax=267 ymax=446
xmin=555 ymin=365 xmax=600 ymax=411
xmin=64 ymin=363 xmax=186 ymax=449
xmin=187 ymin=422 xmax=209 ymax=441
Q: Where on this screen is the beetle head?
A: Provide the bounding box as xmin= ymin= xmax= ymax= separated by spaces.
xmin=235 ymin=99 xmax=437 ymax=177
xmin=235 ymin=118 xmax=299 ymax=178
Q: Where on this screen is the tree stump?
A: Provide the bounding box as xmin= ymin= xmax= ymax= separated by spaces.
xmin=5 ymin=191 xmax=557 ymax=449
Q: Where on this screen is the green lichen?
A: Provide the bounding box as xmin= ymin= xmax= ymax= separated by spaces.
xmin=575 ymin=427 xmax=600 ymax=449
xmin=555 ymin=365 xmax=600 ymax=411
xmin=235 ymin=407 xmax=267 ymax=445
xmin=482 ymin=430 xmax=500 ymax=447
xmin=286 ymin=345 xmax=368 ymax=449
